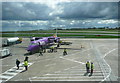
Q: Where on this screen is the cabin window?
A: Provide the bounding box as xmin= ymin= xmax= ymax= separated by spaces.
xmin=48 ymin=38 xmax=55 ymax=42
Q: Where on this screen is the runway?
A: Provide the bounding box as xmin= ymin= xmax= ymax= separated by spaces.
xmin=0 ymin=38 xmax=119 ymax=82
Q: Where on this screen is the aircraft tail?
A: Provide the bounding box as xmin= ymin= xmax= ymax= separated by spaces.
xmin=53 ymin=34 xmax=57 ymax=37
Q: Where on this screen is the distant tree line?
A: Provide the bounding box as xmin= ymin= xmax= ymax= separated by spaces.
xmin=53 ymin=27 xmax=120 ymax=30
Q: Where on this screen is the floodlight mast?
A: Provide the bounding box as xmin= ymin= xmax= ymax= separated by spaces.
xmin=56 ymin=27 xmax=57 ymax=37
xmin=55 ymin=17 xmax=59 ymax=37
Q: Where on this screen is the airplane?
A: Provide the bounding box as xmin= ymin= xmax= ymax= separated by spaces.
xmin=2 ymin=37 xmax=22 ymax=46
xmin=27 ymin=35 xmax=60 ymax=54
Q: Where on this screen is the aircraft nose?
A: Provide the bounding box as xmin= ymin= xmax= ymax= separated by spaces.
xmin=27 ymin=45 xmax=33 ymax=51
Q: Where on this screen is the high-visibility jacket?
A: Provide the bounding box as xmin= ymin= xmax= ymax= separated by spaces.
xmin=64 ymin=49 xmax=67 ymax=52
xmin=50 ymin=47 xmax=54 ymax=49
xmin=24 ymin=61 xmax=28 ymax=66
xmin=86 ymin=62 xmax=90 ymax=68
xmin=91 ymin=64 xmax=94 ymax=69
xmin=59 ymin=41 xmax=62 ymax=43
xmin=52 ymin=47 xmax=54 ymax=49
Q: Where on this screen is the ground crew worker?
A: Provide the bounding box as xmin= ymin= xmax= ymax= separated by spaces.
xmin=86 ymin=61 xmax=90 ymax=73
xmin=52 ymin=47 xmax=54 ymax=52
xmin=16 ymin=59 xmax=20 ymax=70
xmin=24 ymin=60 xmax=28 ymax=71
xmin=43 ymin=46 xmax=46 ymax=53
xmin=41 ymin=46 xmax=44 ymax=52
xmin=38 ymin=42 xmax=44 ymax=52
xmin=81 ymin=45 xmax=83 ymax=48
xmin=54 ymin=47 xmax=57 ymax=52
xmin=59 ymin=40 xmax=62 ymax=44
xmin=39 ymin=48 xmax=43 ymax=56
xmin=90 ymin=62 xmax=94 ymax=76
xmin=57 ymin=44 xmax=60 ymax=48
xmin=25 ymin=56 xmax=29 ymax=62
xmin=50 ymin=47 xmax=54 ymax=52
xmin=63 ymin=48 xmax=67 ymax=55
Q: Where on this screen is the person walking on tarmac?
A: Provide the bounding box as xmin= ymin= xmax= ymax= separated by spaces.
xmin=63 ymin=48 xmax=67 ymax=56
xmin=90 ymin=62 xmax=94 ymax=76
xmin=43 ymin=45 xmax=46 ymax=53
xmin=25 ymin=56 xmax=29 ymax=62
xmin=39 ymin=48 xmax=43 ymax=56
xmin=54 ymin=47 xmax=57 ymax=52
xmin=16 ymin=59 xmax=20 ymax=70
xmin=86 ymin=61 xmax=90 ymax=73
xmin=24 ymin=60 xmax=28 ymax=71
xmin=50 ymin=47 xmax=54 ymax=53
xmin=57 ymin=44 xmax=60 ymax=48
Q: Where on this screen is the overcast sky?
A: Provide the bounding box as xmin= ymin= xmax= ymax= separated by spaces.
xmin=1 ymin=1 xmax=119 ymax=31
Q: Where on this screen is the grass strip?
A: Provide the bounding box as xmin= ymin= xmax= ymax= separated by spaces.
xmin=1 ymin=34 xmax=120 ymax=38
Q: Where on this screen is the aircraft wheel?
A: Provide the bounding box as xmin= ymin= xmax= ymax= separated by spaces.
xmin=28 ymin=51 xmax=33 ymax=55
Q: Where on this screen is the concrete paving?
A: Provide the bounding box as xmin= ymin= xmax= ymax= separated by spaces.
xmin=0 ymin=38 xmax=119 ymax=82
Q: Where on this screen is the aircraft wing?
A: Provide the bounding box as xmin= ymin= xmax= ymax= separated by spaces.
xmin=60 ymin=42 xmax=72 ymax=45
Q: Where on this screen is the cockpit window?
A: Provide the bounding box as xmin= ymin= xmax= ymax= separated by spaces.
xmin=30 ymin=43 xmax=39 ymax=45
xmin=35 ymin=37 xmax=42 ymax=40
xmin=31 ymin=37 xmax=43 ymax=41
xmin=48 ymin=38 xmax=55 ymax=39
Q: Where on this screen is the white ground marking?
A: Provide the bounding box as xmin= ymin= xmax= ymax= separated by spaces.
xmin=64 ymin=68 xmax=71 ymax=70
xmin=14 ymin=79 xmax=25 ymax=81
xmin=56 ymin=65 xmax=80 ymax=73
xmin=54 ymin=71 xmax=61 ymax=73
xmin=100 ymin=48 xmax=118 ymax=82
xmin=100 ymin=58 xmax=111 ymax=82
xmin=89 ymin=40 xmax=118 ymax=82
xmin=31 ymin=76 xmax=104 ymax=79
xmin=0 ymin=65 xmax=15 ymax=67
xmin=94 ymin=45 xmax=117 ymax=82
xmin=36 ymin=57 xmax=58 ymax=63
xmin=63 ymin=48 xmax=92 ymax=58
xmin=29 ymin=79 xmax=103 ymax=81
xmin=103 ymin=48 xmax=118 ymax=58
xmin=45 ymin=74 xmax=84 ymax=75
xmin=54 ymin=65 xmax=80 ymax=74
xmin=30 ymin=65 xmax=82 ymax=81
xmin=60 ymin=56 xmax=85 ymax=64
xmin=45 ymin=63 xmax=56 ymax=67
xmin=59 ymin=70 xmax=102 ymax=73
xmin=0 ymin=62 xmax=33 ymax=82
xmin=45 ymin=73 xmax=102 ymax=76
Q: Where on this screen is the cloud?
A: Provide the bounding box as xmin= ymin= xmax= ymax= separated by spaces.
xmin=2 ymin=2 xmax=54 ymax=20
xmin=2 ymin=2 xmax=118 ymax=20
xmin=1 ymin=2 xmax=119 ymax=31
xmin=2 ymin=19 xmax=118 ymax=31
xmin=58 ymin=2 xmax=118 ymax=20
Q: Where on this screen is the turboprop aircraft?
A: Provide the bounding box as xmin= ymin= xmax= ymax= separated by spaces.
xmin=27 ymin=35 xmax=60 ymax=54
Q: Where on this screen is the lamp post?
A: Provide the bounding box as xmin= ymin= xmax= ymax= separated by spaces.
xmin=56 ymin=27 xmax=57 ymax=37
xmin=55 ymin=17 xmax=60 ymax=37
